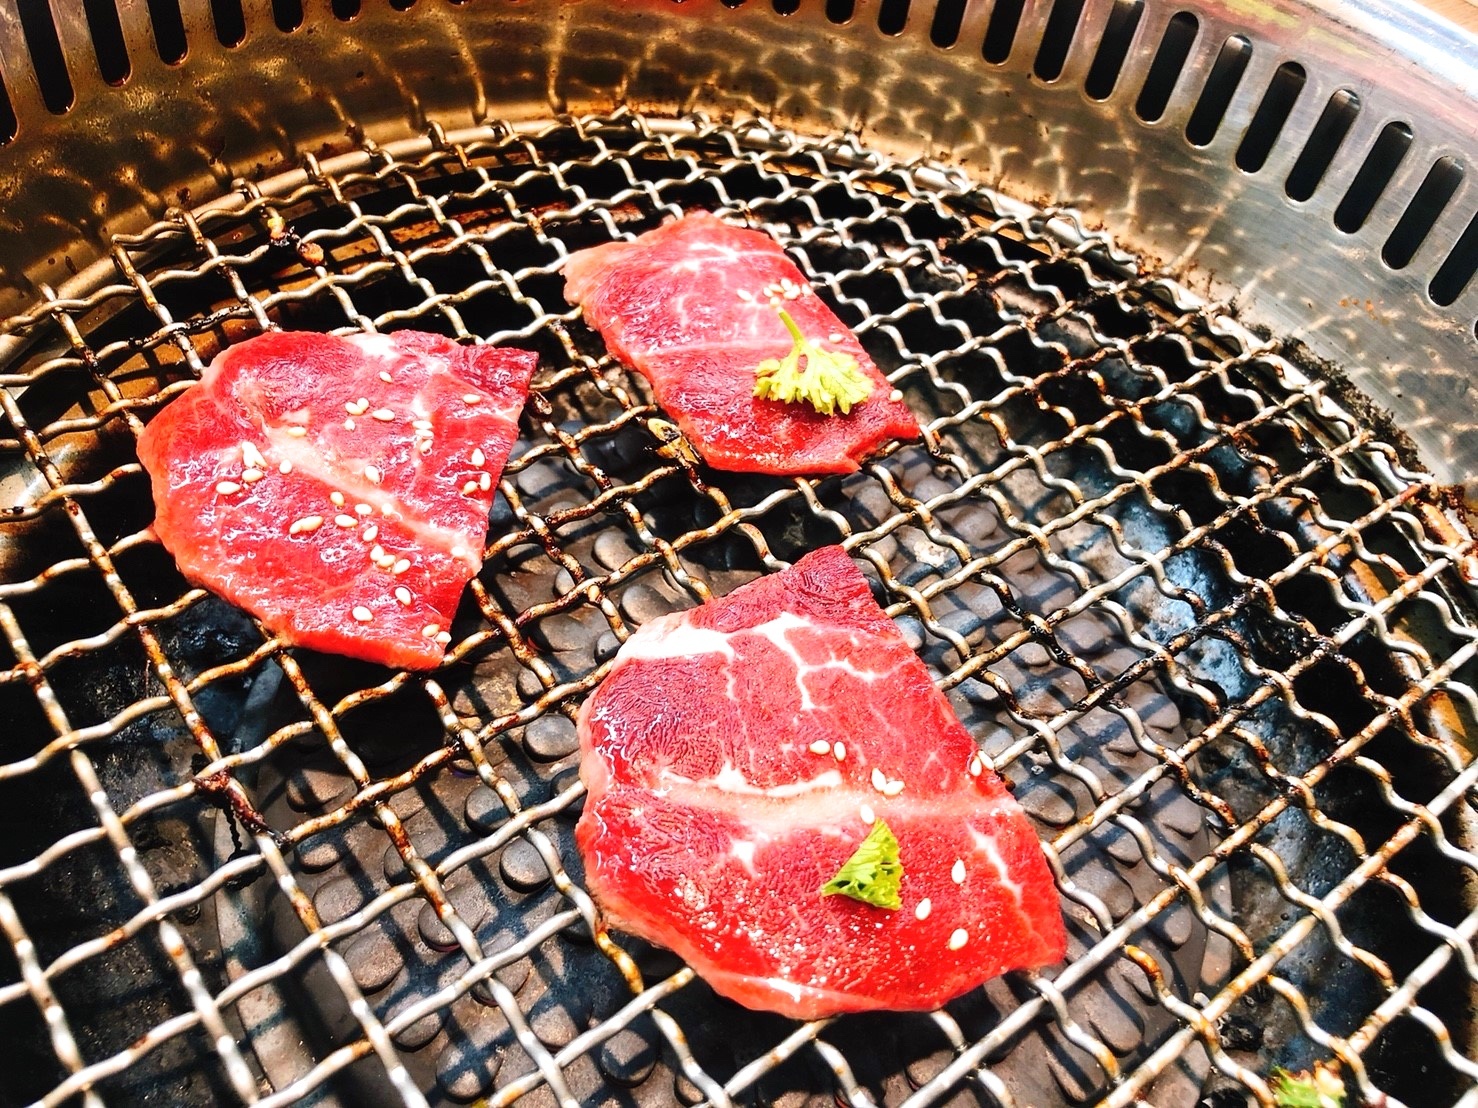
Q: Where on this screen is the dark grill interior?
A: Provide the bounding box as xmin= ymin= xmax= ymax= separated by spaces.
xmin=0 ymin=112 xmax=1476 ymax=1107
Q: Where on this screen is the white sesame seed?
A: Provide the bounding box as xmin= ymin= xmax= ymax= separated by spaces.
xmin=915 ymin=898 xmax=932 ymax=921
xmin=364 ymin=465 xmax=381 ymax=485
xmin=371 ymin=408 xmax=395 ymax=422
xmin=335 ymin=514 xmax=357 ymax=528
xmin=346 ymin=398 xmax=369 ymax=416
xmin=215 ymin=481 xmax=241 ymax=495
xmin=241 ymin=442 xmax=266 ymax=469
xmin=330 ymin=491 xmax=346 ymax=506
xmin=417 ymin=440 xmax=433 ymax=455
xmin=370 ymin=544 xmax=387 ymax=562
xmin=278 ymin=459 xmax=293 ymax=475
xmin=951 ymin=859 xmax=966 ymax=884
xmin=968 ymin=755 xmax=983 ymax=777
xmin=833 ymin=742 xmax=846 ymax=762
xmin=377 ymin=553 xmax=397 ymax=569
xmin=288 ymin=515 xmax=323 ymax=534
xmin=361 ymin=524 xmax=379 ymax=543
xmin=379 ymin=370 xmax=393 ymax=383
xmin=421 ymin=623 xmax=440 ymax=638
xmin=352 ymin=605 xmax=373 ymax=623
xmin=828 ymin=332 xmax=843 ymax=343
xmin=462 ymin=394 xmax=482 ymax=404
xmin=882 ymin=780 xmax=905 ymax=796
xmin=808 ymin=739 xmax=832 ymax=755
xmin=355 ymin=503 xmax=373 ymax=516
xmin=470 ymin=448 xmax=485 ymax=467
xmin=343 ymin=418 xmax=356 ymax=431
xmin=462 ymin=480 xmax=479 ymax=495
xmin=241 ymin=467 xmax=265 ymax=483
xmin=392 ymin=558 xmax=411 ymax=575
xmin=784 ymin=287 xmax=800 ymax=300
xmin=435 ymin=631 xmax=451 ymax=644
xmin=394 ymin=586 xmax=412 ymax=606
xmin=871 ymin=767 xmax=888 ymax=792
xmin=889 ymin=389 xmax=904 ymax=402
xmin=412 ymin=419 xmax=434 ymax=431
xmin=478 ymin=471 xmax=491 ymax=491
xmin=737 ymin=289 xmax=754 ymax=302
xmin=947 ymin=928 xmax=969 ymax=951
xmin=859 ymin=803 xmax=875 ymax=825
xmin=381 ymin=504 xmax=395 ymax=517
xmin=285 ymin=425 xmax=308 ymax=437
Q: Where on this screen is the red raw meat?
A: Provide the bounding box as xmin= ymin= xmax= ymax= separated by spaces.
xmin=137 ymin=330 xmax=537 ymax=670
xmin=561 ymin=211 xmax=920 ymax=475
xmin=576 ymin=546 xmax=1066 ymax=1018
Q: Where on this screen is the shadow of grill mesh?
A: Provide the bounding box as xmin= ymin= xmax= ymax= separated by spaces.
xmin=0 ymin=112 xmax=1475 ymax=1108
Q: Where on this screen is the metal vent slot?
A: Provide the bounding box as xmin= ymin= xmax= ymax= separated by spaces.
xmin=1430 ymin=207 xmax=1478 ymax=306
xmin=981 ymin=0 xmax=1027 ymax=64
xmin=210 ymin=0 xmax=247 ymax=48
xmin=1083 ymin=0 xmax=1144 ymax=100
xmin=146 ymin=0 xmax=188 ymax=64
xmin=0 ymin=71 xmax=17 ymax=145
xmin=1335 ymin=120 xmax=1414 ymax=234
xmin=775 ymin=0 xmax=800 ymax=16
xmin=1033 ymin=0 xmax=1088 ymax=82
xmin=929 ymin=0 xmax=966 ymax=47
xmin=1134 ymin=10 xmax=1199 ymax=123
xmin=18 ymin=0 xmax=74 ymax=114
xmin=878 ymin=0 xmax=910 ymax=35
xmin=332 ymin=0 xmax=361 ymax=20
xmin=1234 ymin=61 xmax=1306 ymax=173
xmin=271 ymin=0 xmax=303 ymax=33
xmin=1184 ymin=34 xmax=1252 ymax=146
xmin=825 ymin=0 xmax=851 ymax=22
xmin=1285 ymin=88 xmax=1361 ymax=201
xmin=83 ymin=0 xmax=131 ymax=85
xmin=1382 ymin=156 xmax=1465 ymax=270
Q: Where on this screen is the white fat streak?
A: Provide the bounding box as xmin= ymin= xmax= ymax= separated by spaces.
xmin=971 ymin=828 xmax=1024 ymax=906
xmin=676 ymin=761 xmax=844 ymax=799
xmin=618 ymin=619 xmax=736 ymax=663
xmin=343 ymin=332 xmax=401 ymax=360
xmin=729 ymin=839 xmax=758 ymax=873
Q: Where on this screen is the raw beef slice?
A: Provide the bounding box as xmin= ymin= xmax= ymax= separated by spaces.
xmin=137 ymin=330 xmax=537 ymax=670
xmin=576 ymin=545 xmax=1066 ymax=1018
xmin=561 ymin=211 xmax=920 ymax=475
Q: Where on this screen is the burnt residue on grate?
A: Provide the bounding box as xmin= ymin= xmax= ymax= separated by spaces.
xmin=0 ymin=113 xmax=1475 ymax=1108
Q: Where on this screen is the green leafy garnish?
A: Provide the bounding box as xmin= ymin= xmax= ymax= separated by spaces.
xmin=753 ymin=309 xmax=875 ymax=416
xmin=820 ymin=820 xmax=903 ymax=910
xmin=1271 ymin=1062 xmax=1346 ymax=1108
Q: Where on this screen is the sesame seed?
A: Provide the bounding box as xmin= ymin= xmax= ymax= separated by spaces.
xmin=352 ymin=605 xmax=373 ymax=623
xmin=470 ymin=448 xmax=485 ymax=467
xmin=808 ymin=739 xmax=832 ymax=755
xmin=334 ymin=514 xmax=357 ymax=528
xmin=859 ymin=803 xmax=875 ymax=825
xmin=435 ymin=631 xmax=451 ymax=644
xmin=364 ymin=465 xmax=381 ymax=485
xmin=784 ymin=287 xmax=800 ymax=300
xmin=370 ymin=544 xmax=387 ymax=562
xmin=394 ymin=586 xmax=412 ymax=606
xmin=343 ymin=418 xmax=356 ymax=431
xmin=242 ymin=442 xmax=267 ymax=469
xmin=421 ymin=623 xmax=440 ymax=638
xmin=915 ymin=898 xmax=932 ymax=921
xmin=285 ymin=425 xmax=308 ymax=437
xmin=828 ymin=332 xmax=843 ymax=343
xmin=882 ymin=780 xmax=905 ymax=796
xmin=377 ymin=553 xmax=397 ymax=569
xmin=412 ymin=419 xmax=434 ymax=431
xmin=371 ymin=408 xmax=395 ymax=422
xmin=737 ymin=289 xmax=754 ymax=302
xmin=279 ymin=459 xmax=293 ymax=475
xmin=215 ymin=481 xmax=242 ymax=495
xmin=288 ymin=515 xmax=323 ymax=534
xmin=947 ymin=928 xmax=969 ymax=951
xmin=462 ymin=394 xmax=482 ymax=404
xmin=362 ymin=524 xmax=379 ymax=543
xmin=951 ymin=859 xmax=966 ymax=884
xmin=381 ymin=504 xmax=395 ymax=517
xmin=888 ymin=389 xmax=903 ymax=402
xmin=478 ymin=472 xmax=491 ymax=491
xmin=968 ymin=755 xmax=983 ymax=777
xmin=330 ymin=492 xmax=346 ymax=506
xmin=379 ymin=370 xmax=393 ymax=383
xmin=833 ymin=742 xmax=846 ymax=762
xmin=871 ymin=767 xmax=888 ymax=792
xmin=462 ymin=480 xmax=479 ymax=495
xmin=346 ymin=398 xmax=369 ymax=416
xmin=355 ymin=503 xmax=373 ymax=516
xmin=392 ymin=558 xmax=411 ymax=575
xmin=242 ymin=467 xmax=265 ymax=483
xmin=417 ymin=440 xmax=433 ymax=455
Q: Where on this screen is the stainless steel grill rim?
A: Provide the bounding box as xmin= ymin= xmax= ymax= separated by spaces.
xmin=0 ymin=111 xmax=1476 ymax=1107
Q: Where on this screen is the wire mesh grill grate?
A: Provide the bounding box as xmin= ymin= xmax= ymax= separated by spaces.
xmin=1 ymin=111 xmax=1476 ymax=1108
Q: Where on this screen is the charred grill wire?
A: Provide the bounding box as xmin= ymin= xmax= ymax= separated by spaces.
xmin=0 ymin=112 xmax=1475 ymax=1107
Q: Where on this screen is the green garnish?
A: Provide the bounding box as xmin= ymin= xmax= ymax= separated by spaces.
xmin=753 ymin=309 xmax=875 ymax=416
xmin=820 ymin=820 xmax=903 ymax=910
xmin=1271 ymin=1062 xmax=1346 ymax=1108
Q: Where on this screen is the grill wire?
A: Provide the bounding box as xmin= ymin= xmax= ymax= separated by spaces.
xmin=1 ymin=110 xmax=1477 ymax=1108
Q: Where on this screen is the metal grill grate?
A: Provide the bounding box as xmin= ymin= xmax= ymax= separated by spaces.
xmin=2 ymin=111 xmax=1477 ymax=1108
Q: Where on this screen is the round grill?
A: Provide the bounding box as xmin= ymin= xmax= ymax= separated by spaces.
xmin=1 ymin=113 xmax=1476 ymax=1108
